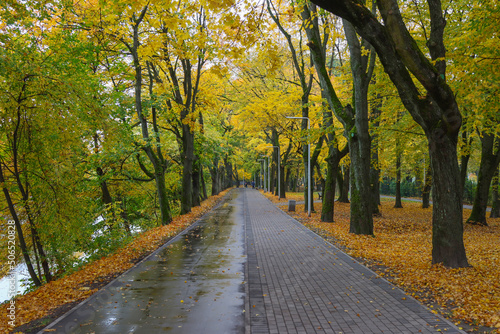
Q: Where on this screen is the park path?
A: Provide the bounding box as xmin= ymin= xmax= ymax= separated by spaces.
xmin=39 ymin=188 xmax=465 ymax=334
xmin=243 ymin=189 xmax=464 ymax=334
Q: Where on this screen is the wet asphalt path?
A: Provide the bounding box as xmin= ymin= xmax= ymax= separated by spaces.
xmin=41 ymin=190 xmax=245 ymax=334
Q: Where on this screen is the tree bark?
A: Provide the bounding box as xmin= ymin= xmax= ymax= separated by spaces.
xmin=96 ymin=165 xmax=116 ymax=229
xmin=422 ymin=161 xmax=432 ymax=209
xmin=322 ymin=148 xmax=348 ymax=222
xmin=9 ymin=97 xmax=53 ymax=283
xmin=349 ymin=132 xmax=374 ymax=234
xmin=467 ymin=134 xmax=500 ymax=226
xmin=344 ymin=19 xmax=375 ymax=234
xmin=491 ymin=167 xmax=500 ymax=218
xmin=459 ymin=129 xmax=472 ymax=196
xmin=321 ymin=158 xmax=336 ymax=222
xmin=394 ymin=150 xmax=403 ymax=208
xmin=210 ymin=157 xmax=220 ymax=195
xmin=192 ymin=156 xmax=201 ymax=207
xmin=200 ymin=164 xmax=208 ymax=201
xmin=224 ymin=156 xmax=233 ymax=189
xmin=429 ymin=134 xmax=468 ymax=267
xmin=0 ymin=164 xmax=42 ymax=286
xmin=370 ymin=104 xmax=382 ymax=213
xmin=181 ymin=122 xmax=194 ymax=213
xmin=338 ymin=166 xmax=350 ymax=203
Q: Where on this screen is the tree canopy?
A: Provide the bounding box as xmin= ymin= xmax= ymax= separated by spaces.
xmin=1 ymin=0 xmax=499 ymax=295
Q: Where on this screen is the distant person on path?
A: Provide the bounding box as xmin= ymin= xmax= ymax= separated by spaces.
xmin=252 ymin=181 xmax=255 ymax=189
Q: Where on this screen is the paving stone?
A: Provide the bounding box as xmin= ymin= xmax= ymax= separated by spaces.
xmin=243 ymin=189 xmax=465 ymax=334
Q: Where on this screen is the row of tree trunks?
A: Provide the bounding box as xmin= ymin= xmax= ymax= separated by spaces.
xmin=0 ymin=78 xmax=53 ymax=286
xmin=267 ymin=0 xmax=314 ymax=213
xmin=466 ymin=134 xmax=500 ymax=226
xmin=310 ymin=0 xmax=469 ymax=268
xmin=210 ymin=157 xmax=234 ymax=196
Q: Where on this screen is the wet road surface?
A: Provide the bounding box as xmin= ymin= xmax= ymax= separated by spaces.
xmin=43 ymin=191 xmax=245 ymax=334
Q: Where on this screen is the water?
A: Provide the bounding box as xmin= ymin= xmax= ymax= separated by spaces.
xmin=0 ymin=263 xmax=29 ymax=303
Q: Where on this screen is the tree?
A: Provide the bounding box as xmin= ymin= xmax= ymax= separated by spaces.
xmin=267 ymin=0 xmax=315 ymax=213
xmin=491 ymin=167 xmax=500 ymax=218
xmin=311 ymin=0 xmax=469 ymax=267
xmin=444 ymin=0 xmax=500 ymax=226
xmin=301 ymin=3 xmax=375 ymax=233
xmin=466 ymin=133 xmax=500 ymax=226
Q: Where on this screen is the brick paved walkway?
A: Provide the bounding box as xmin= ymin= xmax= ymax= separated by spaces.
xmin=243 ymin=189 xmax=464 ymax=334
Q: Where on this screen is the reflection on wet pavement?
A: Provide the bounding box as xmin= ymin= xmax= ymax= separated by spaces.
xmin=46 ymin=191 xmax=245 ymax=334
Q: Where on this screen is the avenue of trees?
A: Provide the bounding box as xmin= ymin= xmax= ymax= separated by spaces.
xmin=0 ymin=0 xmax=498 ymax=288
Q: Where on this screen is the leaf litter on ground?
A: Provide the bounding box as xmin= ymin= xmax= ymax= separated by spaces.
xmin=265 ymin=192 xmax=500 ymax=333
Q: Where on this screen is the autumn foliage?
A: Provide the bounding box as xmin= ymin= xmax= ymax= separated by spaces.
xmin=0 ymin=189 xmax=231 ymax=333
xmin=266 ymin=192 xmax=500 ymax=332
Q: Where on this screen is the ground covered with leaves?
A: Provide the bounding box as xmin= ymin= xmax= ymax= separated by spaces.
xmin=0 ymin=189 xmax=231 ymax=334
xmin=267 ymin=192 xmax=500 ymax=333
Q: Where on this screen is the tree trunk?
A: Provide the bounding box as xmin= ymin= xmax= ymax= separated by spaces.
xmin=307 ymin=136 xmax=325 ymax=213
xmin=467 ymin=134 xmax=500 ymax=226
xmin=370 ymin=104 xmax=382 ymax=213
xmin=321 ymin=157 xmax=337 ymax=222
xmin=344 ymin=20 xmax=374 ymax=235
xmin=28 ymin=217 xmax=52 ymax=282
xmin=0 ymin=165 xmax=42 ymax=286
xmin=219 ymin=165 xmax=225 ymax=191
xmin=460 ymin=130 xmax=472 ymax=196
xmin=279 ymin=165 xmax=286 ymax=199
xmin=181 ymin=122 xmax=194 ymax=214
xmin=491 ymin=167 xmax=500 ymax=218
xmin=131 ymin=14 xmax=172 ymax=225
xmin=301 ymin=3 xmax=372 ymax=232
xmin=422 ymin=162 xmax=432 ymax=209
xmin=155 ymin=171 xmax=173 ymax=224
xmin=268 ymin=0 xmax=313 ymax=211
xmin=192 ymin=155 xmax=201 ymax=207
xmin=394 ymin=150 xmax=403 ymax=208
xmin=285 ymin=167 xmax=291 ymax=193
xmin=429 ymin=134 xmax=469 ymax=267
xmin=338 ymin=166 xmax=350 ymax=203
xmin=200 ymin=164 xmax=208 ymax=201
xmin=210 ymin=158 xmax=220 ymax=196
xmin=224 ymin=157 xmax=233 ymax=189
xmin=349 ymin=133 xmax=373 ymax=234
xmin=96 ymin=166 xmax=116 ymax=228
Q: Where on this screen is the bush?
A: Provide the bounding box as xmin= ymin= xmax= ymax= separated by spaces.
xmin=462 ymin=179 xmax=476 ymax=204
xmin=380 ymin=178 xmax=421 ymax=197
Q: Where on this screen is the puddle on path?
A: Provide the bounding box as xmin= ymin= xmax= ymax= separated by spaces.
xmin=48 ymin=190 xmax=245 ymax=334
